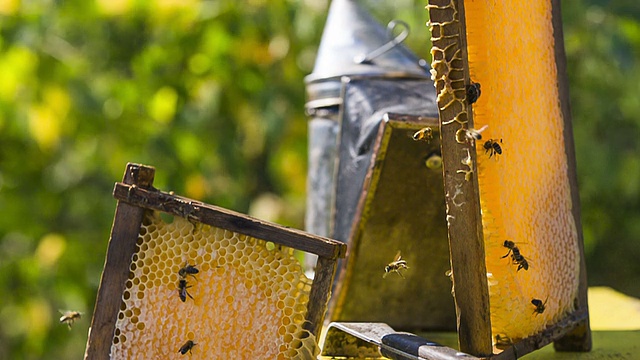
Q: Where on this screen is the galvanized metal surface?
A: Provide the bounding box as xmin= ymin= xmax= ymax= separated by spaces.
xmin=305 ymin=0 xmax=428 ymax=85
xmin=332 ymin=78 xmax=439 ymax=245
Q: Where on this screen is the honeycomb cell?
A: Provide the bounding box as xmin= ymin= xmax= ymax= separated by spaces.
xmin=283 ymin=333 xmax=293 ymax=343
xmin=293 ymin=314 xmax=305 ymax=325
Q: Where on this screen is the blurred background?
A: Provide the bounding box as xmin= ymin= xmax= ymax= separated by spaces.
xmin=0 ymin=0 xmax=639 ymax=358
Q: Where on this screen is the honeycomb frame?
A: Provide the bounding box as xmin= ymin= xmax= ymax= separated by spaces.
xmin=85 ymin=163 xmax=346 ymax=359
xmin=426 ymin=0 xmax=590 ymax=358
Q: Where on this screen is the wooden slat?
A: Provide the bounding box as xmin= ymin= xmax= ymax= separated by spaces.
xmin=550 ymin=0 xmax=592 ymax=352
xmin=112 ymin=183 xmax=347 ymax=260
xmin=304 ymin=256 xmax=339 ymax=339
xmin=492 ymin=308 xmax=590 ymax=360
xmin=426 ymin=0 xmax=493 ymax=356
xmin=84 ymin=163 xmax=155 ymax=360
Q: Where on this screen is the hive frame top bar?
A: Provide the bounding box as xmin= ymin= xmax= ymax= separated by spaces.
xmin=113 ymin=182 xmax=347 ymax=260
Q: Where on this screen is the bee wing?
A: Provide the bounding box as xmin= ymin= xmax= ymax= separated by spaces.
xmin=58 ymin=310 xmax=76 ymax=321
xmin=393 ymin=250 xmax=402 ymax=262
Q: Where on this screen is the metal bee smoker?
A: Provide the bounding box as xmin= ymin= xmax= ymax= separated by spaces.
xmin=304 ymin=0 xmax=454 ymax=332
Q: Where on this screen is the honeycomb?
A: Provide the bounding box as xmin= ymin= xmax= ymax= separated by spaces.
xmin=464 ymin=0 xmax=581 ymax=341
xmin=110 ymin=211 xmax=319 ymax=359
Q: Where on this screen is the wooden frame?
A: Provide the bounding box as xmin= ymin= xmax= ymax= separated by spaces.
xmin=426 ymin=0 xmax=592 ymax=358
xmin=84 ymin=163 xmax=346 ymax=359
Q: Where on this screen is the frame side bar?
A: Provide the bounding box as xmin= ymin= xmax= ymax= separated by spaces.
xmin=84 ymin=163 xmax=155 ymax=360
xmin=304 ymin=256 xmax=340 ymax=340
xmin=550 ymin=0 xmax=592 ymax=351
xmin=426 ymin=0 xmax=493 ymax=356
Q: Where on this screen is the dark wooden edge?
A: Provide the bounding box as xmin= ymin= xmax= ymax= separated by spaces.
xmin=328 ymin=114 xmax=439 ymax=321
xmin=112 ymin=182 xmax=347 ymax=260
xmin=84 ymin=163 xmax=155 ymax=360
xmin=491 ymin=308 xmax=590 ymax=359
xmin=550 ymin=0 xmax=592 ymax=352
xmin=304 ymin=256 xmax=339 ymax=341
xmin=427 ymin=0 xmax=493 ymax=356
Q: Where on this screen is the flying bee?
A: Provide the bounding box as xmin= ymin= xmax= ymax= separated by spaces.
xmin=501 ymin=240 xmax=529 ymax=271
xmin=484 ymin=139 xmax=503 ymax=158
xmin=464 ymin=124 xmax=488 ymax=141
xmin=531 ymin=298 xmax=548 ymax=316
xmin=178 ymin=262 xmax=199 ymax=280
xmin=383 ymin=251 xmax=409 ymax=279
xmin=412 ymin=127 xmax=433 ymax=142
xmin=59 ymin=310 xmax=82 ymax=329
xmin=178 ymin=340 xmax=197 ymax=355
xmin=178 ymin=279 xmax=194 ymax=302
xmin=466 ymin=82 xmax=481 ymax=104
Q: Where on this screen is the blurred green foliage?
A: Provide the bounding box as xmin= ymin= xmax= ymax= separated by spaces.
xmin=0 ymin=0 xmax=639 ymax=358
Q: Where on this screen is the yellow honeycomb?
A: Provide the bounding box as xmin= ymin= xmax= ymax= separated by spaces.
xmin=465 ymin=0 xmax=581 ymax=341
xmin=110 ymin=211 xmax=319 ymax=359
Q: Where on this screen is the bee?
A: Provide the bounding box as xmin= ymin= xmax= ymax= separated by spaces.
xmin=59 ymin=310 xmax=82 ymax=329
xmin=178 ymin=279 xmax=194 ymax=302
xmin=484 ymin=139 xmax=503 ymax=158
xmin=178 ymin=340 xmax=197 ymax=355
xmin=466 ymin=82 xmax=481 ymax=104
xmin=494 ymin=334 xmax=512 ymax=348
xmin=179 ymin=262 xmax=199 ymax=280
xmin=412 ymin=127 xmax=433 ymax=142
xmin=464 ymin=124 xmax=488 ymax=141
xmin=424 ymin=153 xmax=442 ymax=170
xmin=501 ymin=240 xmax=529 ymax=271
xmin=383 ymin=251 xmax=409 ymax=279
xmin=531 ymin=298 xmax=548 ymax=316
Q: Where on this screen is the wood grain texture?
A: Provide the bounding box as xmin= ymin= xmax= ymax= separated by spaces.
xmin=112 ymin=183 xmax=346 ymax=259
xmin=426 ymin=0 xmax=493 ymax=356
xmin=304 ymin=256 xmax=338 ymax=339
xmin=492 ymin=308 xmax=590 ymax=360
xmin=550 ymin=0 xmax=592 ymax=352
xmin=84 ymin=163 xmax=155 ymax=360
